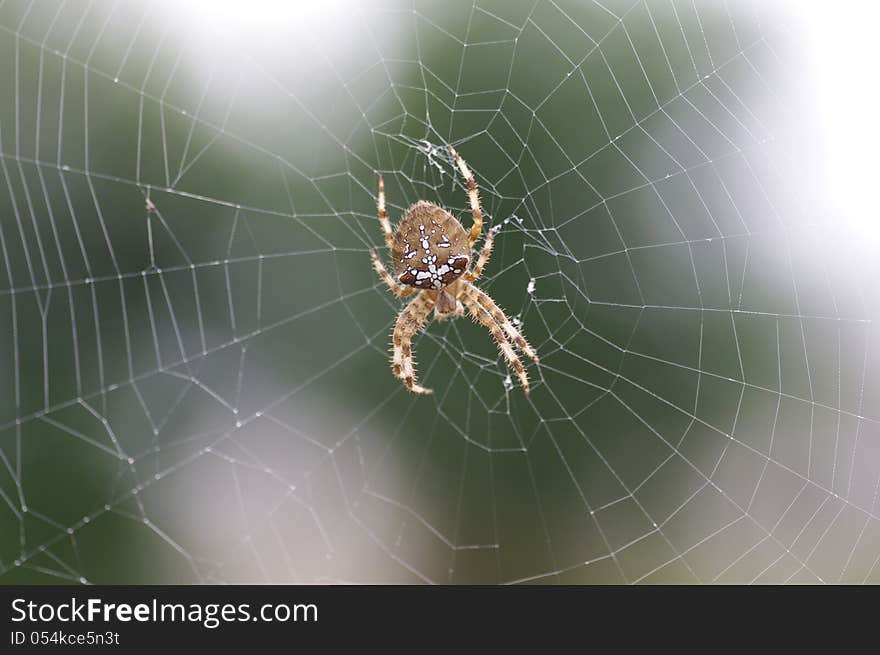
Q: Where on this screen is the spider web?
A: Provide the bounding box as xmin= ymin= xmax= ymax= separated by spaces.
xmin=1 ymin=0 xmax=879 ymax=584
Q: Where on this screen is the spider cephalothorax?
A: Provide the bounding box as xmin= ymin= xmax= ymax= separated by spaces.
xmin=370 ymin=146 xmax=539 ymax=395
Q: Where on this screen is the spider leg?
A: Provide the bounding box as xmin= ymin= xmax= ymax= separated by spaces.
xmin=448 ymin=146 xmax=483 ymax=248
xmin=377 ymin=175 xmax=394 ymax=250
xmin=392 ymin=291 xmax=435 ymax=394
xmin=464 ymin=226 xmax=496 ymax=283
xmin=371 ymin=249 xmax=414 ymax=297
xmin=461 ymin=289 xmax=531 ymax=394
xmin=465 ymin=283 xmax=539 ymax=363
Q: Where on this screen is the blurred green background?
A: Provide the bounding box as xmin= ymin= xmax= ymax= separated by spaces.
xmin=1 ymin=0 xmax=878 ymax=584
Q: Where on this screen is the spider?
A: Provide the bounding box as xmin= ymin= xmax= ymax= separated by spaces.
xmin=370 ymin=146 xmax=539 ymax=395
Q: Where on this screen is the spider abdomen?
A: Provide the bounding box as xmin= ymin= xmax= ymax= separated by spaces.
xmin=392 ymin=201 xmax=469 ymax=290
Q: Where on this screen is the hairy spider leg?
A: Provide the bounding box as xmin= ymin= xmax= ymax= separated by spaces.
xmin=465 ymin=283 xmax=539 ymax=363
xmin=392 ymin=291 xmax=435 ymax=394
xmin=371 ymin=249 xmax=415 ymax=297
xmin=377 ymin=175 xmax=394 ymax=250
xmin=448 ymin=146 xmax=483 ymax=248
xmin=461 ymin=287 xmax=531 ymax=394
xmin=464 ymin=227 xmax=496 ymax=283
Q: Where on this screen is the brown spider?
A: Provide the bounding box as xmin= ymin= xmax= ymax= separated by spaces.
xmin=370 ymin=146 xmax=539 ymax=395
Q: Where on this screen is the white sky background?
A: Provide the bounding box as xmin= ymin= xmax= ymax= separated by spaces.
xmin=800 ymin=1 xmax=880 ymax=243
